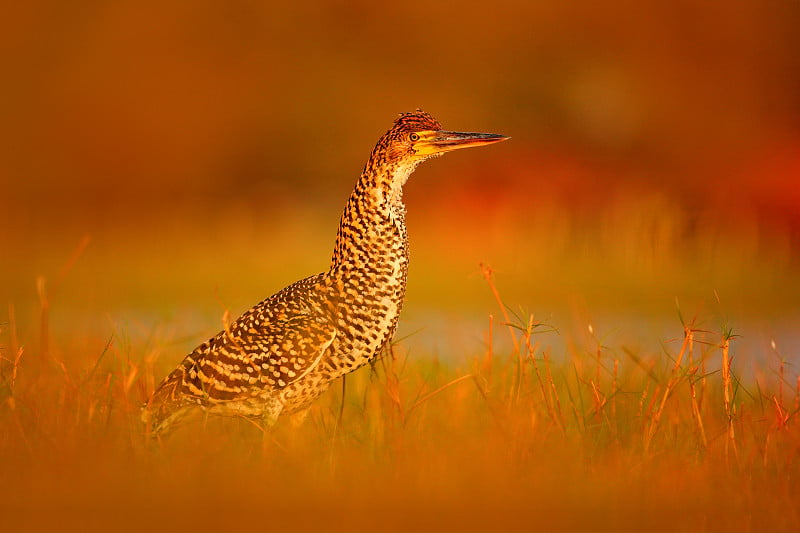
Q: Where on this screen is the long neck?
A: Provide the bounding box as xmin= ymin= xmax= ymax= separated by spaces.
xmin=329 ymin=160 xmax=414 ymax=273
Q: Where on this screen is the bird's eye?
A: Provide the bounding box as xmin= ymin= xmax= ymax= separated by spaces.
xmin=409 ymin=133 xmax=419 ymax=142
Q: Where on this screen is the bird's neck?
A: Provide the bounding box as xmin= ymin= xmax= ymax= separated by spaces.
xmin=329 ymin=162 xmax=413 ymax=273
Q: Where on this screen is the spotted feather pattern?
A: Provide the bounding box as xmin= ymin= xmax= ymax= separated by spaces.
xmin=142 ymin=110 xmax=499 ymax=435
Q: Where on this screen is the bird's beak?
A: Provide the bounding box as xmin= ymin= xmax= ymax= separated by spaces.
xmin=415 ymin=130 xmax=510 ymax=156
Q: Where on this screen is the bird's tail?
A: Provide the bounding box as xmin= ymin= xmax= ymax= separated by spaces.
xmin=141 ymin=365 xmax=195 ymax=437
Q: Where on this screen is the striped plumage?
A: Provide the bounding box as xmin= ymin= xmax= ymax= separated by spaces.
xmin=142 ymin=110 xmax=508 ymax=435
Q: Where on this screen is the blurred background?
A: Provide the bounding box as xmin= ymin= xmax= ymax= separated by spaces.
xmin=2 ymin=1 xmax=799 ymax=369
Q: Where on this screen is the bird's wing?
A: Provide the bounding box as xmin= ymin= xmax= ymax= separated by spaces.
xmin=142 ymin=273 xmax=333 ymax=435
xmin=178 ymin=311 xmax=335 ymax=403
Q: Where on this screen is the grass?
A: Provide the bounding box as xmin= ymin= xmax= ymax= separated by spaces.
xmin=1 ymin=204 xmax=799 ymax=531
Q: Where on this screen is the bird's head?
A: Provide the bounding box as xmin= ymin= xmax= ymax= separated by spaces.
xmin=363 ymin=110 xmax=509 ymax=197
xmin=380 ymin=110 xmax=509 ymax=166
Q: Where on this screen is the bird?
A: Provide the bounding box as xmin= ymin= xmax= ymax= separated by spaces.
xmin=141 ymin=110 xmax=508 ymax=436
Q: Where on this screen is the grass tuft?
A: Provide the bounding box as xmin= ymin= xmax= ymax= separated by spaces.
xmin=2 ymin=225 xmax=799 ymax=531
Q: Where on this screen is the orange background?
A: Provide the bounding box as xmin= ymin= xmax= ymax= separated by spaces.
xmin=3 ymin=2 xmax=799 ymax=218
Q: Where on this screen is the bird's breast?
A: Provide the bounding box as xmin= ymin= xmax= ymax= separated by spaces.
xmin=321 ymin=248 xmax=407 ymax=375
